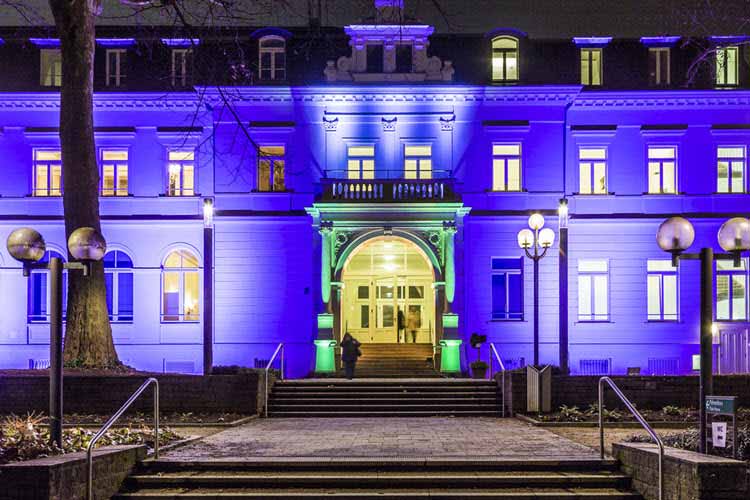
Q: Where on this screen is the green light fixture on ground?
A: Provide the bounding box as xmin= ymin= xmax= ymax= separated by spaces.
xmin=439 ymin=337 xmax=461 ymax=373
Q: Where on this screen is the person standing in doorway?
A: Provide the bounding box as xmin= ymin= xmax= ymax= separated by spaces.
xmin=407 ymin=309 xmax=420 ymax=343
xmin=397 ymin=308 xmax=405 ymax=343
xmin=341 ymin=332 xmax=361 ymax=379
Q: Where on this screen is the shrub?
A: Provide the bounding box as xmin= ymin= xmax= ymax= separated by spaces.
xmin=585 ymin=402 xmax=624 ymax=422
xmin=626 ymin=425 xmax=750 ymax=461
xmin=558 ymin=405 xmax=585 ymax=422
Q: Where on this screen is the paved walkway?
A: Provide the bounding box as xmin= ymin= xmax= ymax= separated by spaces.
xmin=164 ymin=417 xmax=600 ymax=460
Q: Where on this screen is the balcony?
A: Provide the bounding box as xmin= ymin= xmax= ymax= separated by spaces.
xmin=318 ymin=178 xmax=459 ymax=203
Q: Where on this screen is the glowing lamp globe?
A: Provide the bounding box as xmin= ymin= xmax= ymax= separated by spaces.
xmin=67 ymin=227 xmax=107 ymax=261
xmin=539 ymin=228 xmax=555 ymax=248
xmin=717 ymin=217 xmax=750 ymax=252
xmin=656 ymin=217 xmax=695 ymax=253
xmin=517 ymin=228 xmax=534 ymax=249
xmin=528 ymin=213 xmax=545 ymax=230
xmin=6 ymin=228 xmax=46 ymax=263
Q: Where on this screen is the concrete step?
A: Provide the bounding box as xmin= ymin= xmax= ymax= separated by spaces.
xmin=268 ymin=410 xmax=503 ymax=417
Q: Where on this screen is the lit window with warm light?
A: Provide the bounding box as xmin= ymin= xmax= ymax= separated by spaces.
xmin=578 ymin=147 xmax=607 ymax=194
xmin=647 ymin=146 xmax=677 ymax=194
xmin=492 ymin=144 xmax=521 ymax=191
xmin=105 ymin=49 xmax=126 ymax=87
xmin=162 ymin=249 xmax=200 ymax=322
xmin=717 ymin=146 xmax=745 ymax=193
xmin=167 ymin=150 xmax=195 ymax=196
xmin=716 ymin=46 xmax=738 ymax=86
xmin=40 ymin=49 xmax=62 ymax=87
xmin=171 ymin=48 xmax=192 ymax=87
xmin=347 ymin=145 xmax=375 ymax=180
xmin=257 ymin=145 xmax=285 ymax=191
xmin=648 ymin=47 xmax=670 ymax=86
xmin=404 ymin=145 xmax=432 ymax=179
xmin=580 ymin=48 xmax=602 ymax=86
xmin=33 ymin=149 xmax=62 ymax=197
xmin=492 ymin=36 xmax=518 ymax=82
xmin=100 ymin=149 xmax=128 ymax=196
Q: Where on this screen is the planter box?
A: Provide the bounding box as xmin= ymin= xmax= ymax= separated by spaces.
xmin=0 ymin=445 xmax=145 ymax=500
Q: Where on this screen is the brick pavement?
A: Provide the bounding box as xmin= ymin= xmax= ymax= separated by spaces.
xmin=164 ymin=417 xmax=601 ymax=460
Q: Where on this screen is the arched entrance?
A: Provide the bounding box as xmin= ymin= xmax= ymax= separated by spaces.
xmin=340 ymin=236 xmax=435 ymax=345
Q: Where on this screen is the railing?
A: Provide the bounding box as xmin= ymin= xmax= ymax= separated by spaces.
xmin=599 ymin=376 xmax=663 ymax=500
xmin=264 ymin=342 xmax=285 ymax=418
xmin=87 ymin=378 xmax=159 ymax=500
xmin=319 ymin=178 xmax=458 ymax=203
xmin=488 ymin=343 xmax=507 ymax=417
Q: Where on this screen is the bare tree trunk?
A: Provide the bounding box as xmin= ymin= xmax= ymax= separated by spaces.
xmin=49 ymin=0 xmax=119 ymax=368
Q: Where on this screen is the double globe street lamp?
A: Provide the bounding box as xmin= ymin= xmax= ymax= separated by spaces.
xmin=6 ymin=226 xmax=106 ymax=448
xmin=656 ymin=216 xmax=750 ymax=453
xmin=517 ymin=213 xmax=556 ymax=366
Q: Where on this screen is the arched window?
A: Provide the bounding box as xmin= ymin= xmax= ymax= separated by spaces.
xmin=104 ymin=250 xmax=134 ymax=322
xmin=259 ymin=35 xmax=286 ymax=81
xmin=492 ymin=36 xmax=519 ymax=82
xmin=161 ymin=249 xmax=200 ymax=322
xmin=28 ymin=250 xmax=66 ymax=322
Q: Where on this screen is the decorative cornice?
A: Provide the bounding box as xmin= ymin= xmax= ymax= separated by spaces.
xmin=572 ymin=90 xmax=750 ymax=108
xmin=0 ymin=93 xmax=202 ymax=110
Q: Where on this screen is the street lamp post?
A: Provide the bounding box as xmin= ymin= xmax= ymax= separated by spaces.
xmin=656 ymin=216 xmax=750 ymax=453
xmin=6 ymin=227 xmax=106 ymax=449
xmin=517 ymin=214 xmax=555 ymax=366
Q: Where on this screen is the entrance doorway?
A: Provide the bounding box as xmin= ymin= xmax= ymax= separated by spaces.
xmin=341 ymin=237 xmax=435 ymax=345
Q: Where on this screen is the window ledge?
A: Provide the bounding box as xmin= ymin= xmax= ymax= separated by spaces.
xmin=489 ymin=319 xmax=526 ymax=323
xmin=573 ymin=192 xmax=615 ymax=196
xmin=485 ymin=189 xmax=527 ymax=194
xmin=645 ymin=320 xmax=680 ymax=323
xmin=159 ymin=194 xmax=202 ymax=198
xmin=160 ymin=321 xmax=200 ymax=324
xmin=576 ymin=320 xmax=613 ymax=324
xmin=250 ymin=190 xmax=294 ymax=194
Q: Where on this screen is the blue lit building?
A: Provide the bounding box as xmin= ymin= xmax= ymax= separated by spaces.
xmin=0 ymin=1 xmax=749 ymax=377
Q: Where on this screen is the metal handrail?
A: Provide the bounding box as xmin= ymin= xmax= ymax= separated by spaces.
xmin=488 ymin=343 xmax=507 ymax=417
xmin=599 ymin=376 xmax=663 ymax=500
xmin=87 ymin=377 xmax=159 ymax=500
xmin=264 ymin=342 xmax=285 ymax=418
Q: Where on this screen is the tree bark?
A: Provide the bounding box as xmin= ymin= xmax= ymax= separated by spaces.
xmin=49 ymin=0 xmax=119 ymax=368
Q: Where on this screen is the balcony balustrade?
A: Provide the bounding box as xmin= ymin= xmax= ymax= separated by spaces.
xmin=319 ymin=177 xmax=458 ymax=203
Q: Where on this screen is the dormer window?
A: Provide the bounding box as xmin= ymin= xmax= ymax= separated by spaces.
xmin=259 ymin=35 xmax=286 ymax=80
xmin=492 ymin=36 xmax=518 ymax=82
xmin=40 ymin=49 xmax=62 ymax=87
xmin=716 ymin=46 xmax=739 ymax=86
xmin=580 ymin=48 xmax=603 ymax=86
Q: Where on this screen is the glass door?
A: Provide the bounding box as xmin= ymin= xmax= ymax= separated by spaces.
xmin=373 ymin=276 xmax=397 ymax=343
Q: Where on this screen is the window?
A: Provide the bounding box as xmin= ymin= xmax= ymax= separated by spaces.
xmin=578 ymin=147 xmax=607 ymax=194
xmin=648 ymin=47 xmax=670 ymax=86
xmin=171 ymin=48 xmax=192 ymax=87
xmin=647 ymin=146 xmax=677 ymax=194
xmin=396 ymin=44 xmax=412 ymax=73
xmin=404 ymin=145 xmax=432 ymax=179
xmin=492 ymin=37 xmax=519 ymax=82
xmin=100 ymin=149 xmax=128 ymax=196
xmin=491 ymin=258 xmax=523 ymax=320
xmin=578 ymin=259 xmax=609 ymax=321
xmin=716 ymin=259 xmax=747 ymax=321
xmin=105 ymin=49 xmax=126 ymax=87
xmin=647 ymin=260 xmax=678 ymax=321
xmin=717 ymin=146 xmax=746 ymax=193
xmin=162 ymin=249 xmax=200 ymax=322
xmin=167 ymin=150 xmax=195 ymax=196
xmin=104 ymin=250 xmax=133 ymax=322
xmin=33 ymin=150 xmax=62 ymax=196
xmin=347 ymin=145 xmax=375 ymax=180
xmin=492 ymin=144 xmax=522 ymax=191
xmin=258 ymin=145 xmax=285 ymax=191
xmin=580 ymin=48 xmax=602 ymax=86
xmin=716 ymin=46 xmax=739 ymax=86
xmin=40 ymin=49 xmax=62 ymax=87
xmin=28 ymin=250 xmax=67 ymax=322
xmin=258 ymin=35 xmax=286 ymax=80
xmin=366 ymin=44 xmax=384 ymax=73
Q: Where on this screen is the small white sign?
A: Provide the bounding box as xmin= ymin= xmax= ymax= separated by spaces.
xmin=712 ymin=422 xmax=727 ymax=448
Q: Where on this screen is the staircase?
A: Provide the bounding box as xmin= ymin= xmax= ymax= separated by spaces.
xmin=268 ymin=379 xmax=501 ymax=417
xmin=353 ymin=342 xmax=438 ymax=377
xmin=115 ymin=458 xmax=642 ymax=499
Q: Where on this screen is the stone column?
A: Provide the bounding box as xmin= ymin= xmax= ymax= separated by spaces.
xmin=439 ymin=222 xmax=461 ymax=373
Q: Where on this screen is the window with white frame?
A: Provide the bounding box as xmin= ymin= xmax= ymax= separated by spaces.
xmin=492 ymin=144 xmax=522 ymax=191
xmin=167 ymin=150 xmax=195 ymax=196
xmin=404 ymin=145 xmax=432 ymax=179
xmin=40 ymin=49 xmax=62 ymax=87
xmin=162 ymin=249 xmax=200 ymax=322
xmin=716 ymin=259 xmax=747 ymax=321
xmin=717 ymin=146 xmax=746 ymax=193
xmin=258 ymin=145 xmax=285 ymax=191
xmin=580 ymin=48 xmax=602 ymax=86
xmin=100 ymin=149 xmax=129 ymax=196
xmin=578 ymin=147 xmax=607 ymax=194
xmin=105 ymin=49 xmax=126 ymax=87
xmin=578 ymin=259 xmax=609 ymax=321
xmin=259 ymin=35 xmax=286 ymax=80
xmin=33 ymin=149 xmax=62 ymax=196
xmin=491 ymin=36 xmax=519 ymax=82
xmin=171 ymin=48 xmax=192 ymax=87
xmin=347 ymin=145 xmax=375 ymax=180
xmin=648 ymin=47 xmax=670 ymax=86
xmin=647 ymin=146 xmax=678 ymax=194
xmin=28 ymin=250 xmax=67 ymax=322
xmin=647 ymin=259 xmax=678 ymax=321
xmin=491 ymin=257 xmax=523 ymax=320
xmin=104 ymin=250 xmax=133 ymax=322
xmin=716 ymin=46 xmax=739 ymax=86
